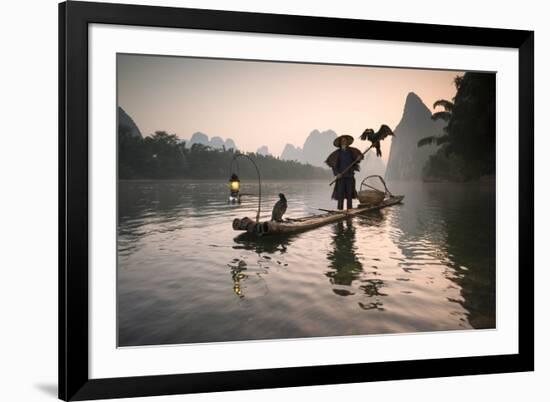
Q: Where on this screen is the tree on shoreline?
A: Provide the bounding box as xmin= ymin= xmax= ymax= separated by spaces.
xmin=417 ymin=72 xmax=495 ymax=181
xmin=118 ymin=130 xmax=332 ymax=180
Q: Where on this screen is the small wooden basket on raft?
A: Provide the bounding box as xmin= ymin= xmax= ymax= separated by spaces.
xmin=357 ymin=175 xmax=392 ymax=207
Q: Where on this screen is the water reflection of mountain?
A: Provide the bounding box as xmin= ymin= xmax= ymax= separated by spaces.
xmin=117 ymin=180 xmax=496 ymax=344
xmin=119 ymin=182 xmax=185 ymax=220
xmin=387 ymin=181 xmax=496 ymax=328
xmin=436 ymin=183 xmax=496 ymax=329
xmin=118 ymin=181 xmax=232 ymax=248
xmin=119 ymin=181 xmax=231 ymax=221
xmin=118 ymin=182 xmax=187 ymax=255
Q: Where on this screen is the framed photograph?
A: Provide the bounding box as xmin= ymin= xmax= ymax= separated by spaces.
xmin=59 ymin=1 xmax=534 ymax=400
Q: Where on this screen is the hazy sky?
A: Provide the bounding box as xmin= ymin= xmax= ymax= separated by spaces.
xmin=118 ymin=54 xmax=462 ymax=160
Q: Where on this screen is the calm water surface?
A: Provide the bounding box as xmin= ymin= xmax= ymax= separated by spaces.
xmin=118 ymin=180 xmax=495 ymax=346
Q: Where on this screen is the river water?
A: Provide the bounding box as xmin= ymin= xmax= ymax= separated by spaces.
xmin=117 ymin=179 xmax=495 ymax=346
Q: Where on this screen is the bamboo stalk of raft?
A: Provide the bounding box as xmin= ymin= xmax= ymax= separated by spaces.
xmin=232 ymin=195 xmax=404 ymax=236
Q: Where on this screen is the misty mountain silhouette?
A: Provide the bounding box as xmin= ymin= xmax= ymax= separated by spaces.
xmin=363 ymin=152 xmax=386 ymax=177
xmin=225 ymin=138 xmax=237 ymax=150
xmin=281 ymin=143 xmax=303 ymax=162
xmin=187 ymin=132 xmax=238 ymax=150
xmin=210 ymin=136 xmax=225 ymax=149
xmin=280 ymin=128 xmax=386 ymax=176
xmin=188 ymin=132 xmax=209 ymax=146
xmin=385 ymin=92 xmax=444 ymax=181
xmin=281 ymin=129 xmax=337 ymax=167
xmin=256 ymin=145 xmax=271 ymax=156
xmin=304 ymin=129 xmax=338 ymax=167
xmin=118 ymin=107 xmax=143 ymax=138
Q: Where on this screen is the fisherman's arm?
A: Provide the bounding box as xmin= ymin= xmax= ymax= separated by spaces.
xmin=332 ymin=167 xmax=344 ymax=179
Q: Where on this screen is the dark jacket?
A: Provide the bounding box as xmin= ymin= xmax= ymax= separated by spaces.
xmin=325 ymin=147 xmax=362 ymax=200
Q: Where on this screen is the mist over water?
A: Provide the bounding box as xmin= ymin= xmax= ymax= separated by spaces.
xmin=117 ymin=180 xmax=495 ymax=346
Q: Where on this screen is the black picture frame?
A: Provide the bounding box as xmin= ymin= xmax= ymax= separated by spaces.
xmin=59 ymin=1 xmax=534 ymax=400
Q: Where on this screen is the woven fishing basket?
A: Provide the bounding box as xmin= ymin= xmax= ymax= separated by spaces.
xmin=357 ymin=189 xmax=385 ymax=206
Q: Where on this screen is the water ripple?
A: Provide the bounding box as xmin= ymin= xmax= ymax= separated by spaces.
xmin=117 ymin=180 xmax=495 ymax=346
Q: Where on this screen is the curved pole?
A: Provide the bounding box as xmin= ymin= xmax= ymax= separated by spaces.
xmin=360 ymin=175 xmax=393 ymax=196
xmin=231 ymin=153 xmax=262 ymax=223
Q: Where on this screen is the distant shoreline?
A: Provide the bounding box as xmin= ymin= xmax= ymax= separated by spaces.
xmin=118 ymin=176 xmax=495 ymax=184
xmin=422 ymin=174 xmax=496 ymax=184
xmin=118 ymin=178 xmax=332 ymax=182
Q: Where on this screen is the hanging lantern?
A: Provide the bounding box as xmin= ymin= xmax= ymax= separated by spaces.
xmin=227 ymin=154 xmax=260 ymax=220
xmin=229 ymin=173 xmax=241 ymax=202
xmin=229 ymin=173 xmax=240 ymax=193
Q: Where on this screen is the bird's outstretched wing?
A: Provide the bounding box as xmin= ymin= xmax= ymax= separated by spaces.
xmin=360 ymin=126 xmax=394 ymax=142
xmin=376 ymin=124 xmax=394 ymax=141
xmin=360 ymin=128 xmax=374 ymax=141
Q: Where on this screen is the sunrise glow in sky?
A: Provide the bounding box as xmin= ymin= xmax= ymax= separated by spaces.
xmin=118 ymin=54 xmax=463 ymax=160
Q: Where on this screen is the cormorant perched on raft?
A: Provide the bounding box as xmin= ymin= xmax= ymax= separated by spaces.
xmin=271 ymin=193 xmax=287 ymax=222
xmin=360 ymin=124 xmax=395 ymax=157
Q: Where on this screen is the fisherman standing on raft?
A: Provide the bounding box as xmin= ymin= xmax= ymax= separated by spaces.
xmin=325 ymin=134 xmax=364 ymax=210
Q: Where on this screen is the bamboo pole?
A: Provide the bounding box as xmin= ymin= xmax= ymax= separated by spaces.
xmin=329 ymin=144 xmax=374 ymax=186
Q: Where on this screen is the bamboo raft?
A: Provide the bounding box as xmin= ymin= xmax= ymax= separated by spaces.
xmin=232 ymin=194 xmax=404 ymax=236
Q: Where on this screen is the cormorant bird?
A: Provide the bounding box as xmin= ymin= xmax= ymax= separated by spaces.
xmin=271 ymin=193 xmax=287 ymax=222
xmin=360 ymin=124 xmax=395 ymax=157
